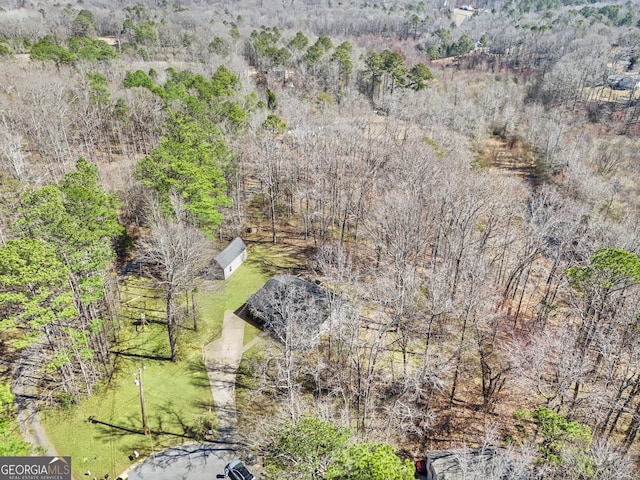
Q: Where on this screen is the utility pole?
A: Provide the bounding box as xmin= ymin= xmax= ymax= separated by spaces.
xmin=134 ymin=367 xmax=148 ymax=435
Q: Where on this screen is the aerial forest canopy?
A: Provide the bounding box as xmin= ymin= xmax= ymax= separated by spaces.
xmin=1 ymin=0 xmax=640 ymax=477
xmin=0 ymin=158 xmax=122 ymax=400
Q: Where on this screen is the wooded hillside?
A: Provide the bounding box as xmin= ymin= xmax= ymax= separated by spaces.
xmin=1 ymin=0 xmax=640 ymax=477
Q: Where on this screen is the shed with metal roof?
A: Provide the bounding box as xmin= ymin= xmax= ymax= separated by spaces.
xmin=214 ymin=237 xmax=247 ymax=279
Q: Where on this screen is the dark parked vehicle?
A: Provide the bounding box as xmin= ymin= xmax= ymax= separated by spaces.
xmin=223 ymin=460 xmax=255 ymax=480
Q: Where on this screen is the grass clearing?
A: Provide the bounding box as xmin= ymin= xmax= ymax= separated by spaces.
xmin=41 ymin=242 xmax=297 ymax=479
xmin=236 ymin=342 xmax=282 ymax=426
xmin=43 ymin=356 xmax=213 ymax=479
xmin=243 ymin=323 xmax=262 ymax=346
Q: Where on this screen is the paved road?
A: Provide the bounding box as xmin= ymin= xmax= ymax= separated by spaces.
xmin=124 ymin=443 xmax=236 ymax=480
xmin=125 ymin=311 xmax=250 ymax=480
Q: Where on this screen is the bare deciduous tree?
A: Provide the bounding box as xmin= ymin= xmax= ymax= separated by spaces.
xmin=249 ymin=275 xmax=327 ymax=419
xmin=139 ymin=194 xmax=209 ymax=362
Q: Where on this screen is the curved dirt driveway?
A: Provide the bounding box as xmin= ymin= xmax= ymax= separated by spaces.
xmin=13 ymin=342 xmax=58 ymax=456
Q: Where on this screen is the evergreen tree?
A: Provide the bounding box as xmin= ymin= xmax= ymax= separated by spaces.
xmin=11 ymin=158 xmax=123 ymax=398
xmin=135 ymin=113 xmax=231 ymax=234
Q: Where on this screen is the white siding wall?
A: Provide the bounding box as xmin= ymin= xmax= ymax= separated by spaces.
xmin=222 ymin=250 xmax=247 ymax=279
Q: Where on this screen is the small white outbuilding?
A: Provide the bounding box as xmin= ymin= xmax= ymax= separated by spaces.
xmin=214 ymin=237 xmax=247 ymax=279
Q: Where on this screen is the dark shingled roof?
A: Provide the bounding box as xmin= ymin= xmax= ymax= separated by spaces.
xmin=247 ymin=274 xmax=329 ymax=328
xmin=215 ymin=237 xmax=247 ymax=269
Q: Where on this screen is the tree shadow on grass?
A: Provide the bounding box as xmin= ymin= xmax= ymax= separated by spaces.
xmin=111 ymin=351 xmax=173 ymax=362
xmin=88 ymin=416 xmax=146 ymax=436
xmin=193 ymin=400 xmax=217 ymax=410
xmin=247 ymin=255 xmax=305 ymax=278
xmin=110 ymin=324 xmax=172 ymax=360
xmin=88 ymin=416 xmax=232 ymax=444
xmin=123 ymin=315 xmax=168 ymax=326
xmin=184 ymin=356 xmax=216 ymax=389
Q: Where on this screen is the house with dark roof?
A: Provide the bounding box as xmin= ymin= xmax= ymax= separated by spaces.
xmin=246 ymin=274 xmax=331 ymax=335
xmin=214 ymin=237 xmax=247 ymax=279
xmin=607 ymin=75 xmax=640 ymax=91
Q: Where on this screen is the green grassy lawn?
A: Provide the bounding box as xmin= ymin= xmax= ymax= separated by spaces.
xmin=243 ymin=323 xmax=262 ymax=346
xmin=41 ymin=242 xmax=296 ymax=479
xmin=43 ymin=356 xmax=213 ymax=479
